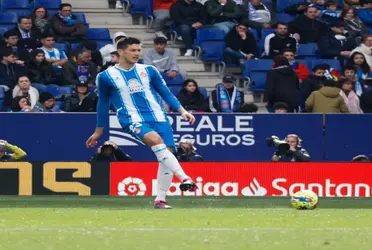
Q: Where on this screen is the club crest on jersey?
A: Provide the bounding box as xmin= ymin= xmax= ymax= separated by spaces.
xmin=139 ymin=71 xmax=148 ymax=80
xmin=128 ymin=79 xmax=144 ymax=94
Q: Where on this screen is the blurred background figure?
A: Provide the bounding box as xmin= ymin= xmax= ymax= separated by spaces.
xmin=91 ymin=141 xmax=132 ymax=162
xmin=0 ymin=140 xmax=27 ymax=162
xmin=175 ymin=139 xmax=203 ymax=162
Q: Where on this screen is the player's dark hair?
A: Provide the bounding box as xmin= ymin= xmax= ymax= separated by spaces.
xmin=116 ymin=37 xmax=141 ymax=50
xmin=59 ymin=3 xmax=72 ymax=10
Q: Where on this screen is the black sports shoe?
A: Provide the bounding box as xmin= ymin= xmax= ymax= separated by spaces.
xmin=180 ymin=179 xmax=197 ymax=192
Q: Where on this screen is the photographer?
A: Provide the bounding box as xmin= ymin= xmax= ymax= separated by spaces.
xmin=91 ymin=141 xmax=132 ymax=162
xmin=0 ymin=140 xmax=27 ymax=162
xmin=175 ymin=139 xmax=203 ymax=162
xmin=271 ymin=134 xmax=310 ymax=162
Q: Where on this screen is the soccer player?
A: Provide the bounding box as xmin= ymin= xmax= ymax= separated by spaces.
xmin=86 ymin=37 xmax=197 ymax=209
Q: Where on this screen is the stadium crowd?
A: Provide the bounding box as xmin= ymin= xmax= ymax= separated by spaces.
xmin=0 ymin=0 xmax=372 ymax=114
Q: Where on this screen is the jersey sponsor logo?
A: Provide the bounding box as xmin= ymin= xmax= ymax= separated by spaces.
xmin=128 ymin=79 xmax=144 ymax=94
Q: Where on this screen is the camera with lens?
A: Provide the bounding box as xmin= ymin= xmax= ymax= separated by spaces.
xmin=176 ymin=145 xmax=187 ymax=156
xmin=266 ymin=136 xmax=290 ymax=155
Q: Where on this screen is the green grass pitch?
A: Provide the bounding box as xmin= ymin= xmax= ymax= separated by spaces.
xmin=0 ymin=196 xmax=372 ymax=250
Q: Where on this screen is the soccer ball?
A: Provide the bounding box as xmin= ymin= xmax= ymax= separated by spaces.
xmin=291 ymin=190 xmax=319 ymax=210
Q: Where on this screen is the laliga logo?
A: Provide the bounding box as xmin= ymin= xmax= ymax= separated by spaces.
xmin=118 ymin=177 xmax=147 ymax=196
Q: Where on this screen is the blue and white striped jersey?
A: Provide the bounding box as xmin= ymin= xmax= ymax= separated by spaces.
xmin=96 ymin=63 xmax=182 ymax=128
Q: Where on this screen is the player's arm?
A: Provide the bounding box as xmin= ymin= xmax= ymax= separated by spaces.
xmin=1 ymin=141 xmax=27 ymax=160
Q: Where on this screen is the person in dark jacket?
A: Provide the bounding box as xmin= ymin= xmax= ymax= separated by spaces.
xmin=318 ymin=21 xmax=357 ymax=60
xmin=62 ymin=50 xmax=97 ymax=86
xmin=360 ymin=78 xmax=372 ymax=113
xmin=32 ymin=6 xmax=53 ymax=35
xmin=341 ymin=8 xmax=368 ymax=44
xmin=205 ymin=0 xmax=243 ymax=34
xmin=27 ymin=49 xmax=56 ymax=84
xmin=62 ymin=82 xmax=97 ymax=112
xmin=264 ymin=23 xmax=297 ymax=58
xmin=170 ymin=0 xmax=207 ymax=56
xmin=224 ymin=23 xmax=258 ymax=65
xmin=264 ymin=55 xmax=300 ymax=112
xmin=0 ymin=50 xmax=27 ymax=92
xmin=289 ymin=6 xmax=329 ymax=44
xmin=51 ymin=3 xmax=86 ymax=42
xmin=209 ymin=74 xmax=244 ymax=112
xmin=69 ymin=40 xmax=103 ymax=69
xmin=176 ymin=79 xmax=206 ymax=111
xmin=272 ymin=134 xmax=310 ymax=162
xmin=301 ymin=64 xmax=327 ymax=103
xmin=102 ymin=51 xmax=119 ymax=71
xmin=91 ymin=141 xmax=132 ymax=162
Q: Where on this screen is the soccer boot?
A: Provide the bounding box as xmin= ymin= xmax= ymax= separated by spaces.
xmin=154 ymin=200 xmax=172 ymax=209
xmin=180 ymin=179 xmax=197 ymax=192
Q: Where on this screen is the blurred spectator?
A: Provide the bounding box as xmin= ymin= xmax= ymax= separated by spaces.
xmin=10 ymin=96 xmax=32 ymax=112
xmin=27 ymin=49 xmax=56 ymax=85
xmin=240 ymin=0 xmax=274 ymax=31
xmin=102 ymin=51 xmax=119 ymax=71
xmin=319 ymin=0 xmax=341 ymax=25
xmin=301 ymin=64 xmax=327 ymax=102
xmin=319 ymin=21 xmax=356 ymax=60
xmin=32 ymin=6 xmax=52 ymax=35
xmin=12 ymin=75 xmax=39 ymax=108
xmin=342 ymin=65 xmax=365 ymax=96
xmin=0 ymin=50 xmax=26 ymax=92
xmin=100 ymin=31 xmax=126 ymax=64
xmin=273 ymin=102 xmax=289 ymax=113
xmin=347 ymin=52 xmax=372 ymax=79
xmin=62 ymin=50 xmax=97 ymax=86
xmin=3 ymin=30 xmax=19 ymax=53
xmin=360 ymin=78 xmax=372 ymax=112
xmin=143 ymin=37 xmax=179 ymax=79
xmin=40 ymin=34 xmax=68 ymax=67
xmin=284 ymin=0 xmax=325 ymax=15
xmin=209 ymin=74 xmax=243 ymax=112
xmin=175 ymin=139 xmax=203 ymax=162
xmin=238 ymin=102 xmax=258 ymax=113
xmin=0 ymin=140 xmax=27 ymax=162
xmin=344 ymin=0 xmax=361 ymax=8
xmin=224 ymin=23 xmax=257 ymax=65
xmin=91 ymin=141 xmax=132 ymax=162
xmin=205 ymin=0 xmax=242 ymax=34
xmin=356 ymin=0 xmax=372 ymax=27
xmin=338 ymin=77 xmax=363 ymax=113
xmin=264 ymin=23 xmax=297 ymax=59
xmin=51 ymin=3 xmax=86 ymax=43
xmin=341 ymin=8 xmax=368 ymax=43
xmin=176 ymin=79 xmax=207 ymax=111
xmin=351 ymin=35 xmax=372 ymax=70
xmin=272 ymin=134 xmax=310 ymax=162
xmin=31 ymin=92 xmax=61 ymax=112
xmin=153 ymin=0 xmax=177 ymax=39
xmin=62 ymin=82 xmax=97 ymax=112
xmin=289 ymin=6 xmax=329 ymax=44
xmin=170 ymin=0 xmax=206 ymax=56
xmin=263 ymin=56 xmax=300 ymax=112
xmin=305 ymin=79 xmax=349 ymax=113
xmin=283 ymin=49 xmax=309 ymax=81
xmin=70 ymin=40 xmax=103 ymax=69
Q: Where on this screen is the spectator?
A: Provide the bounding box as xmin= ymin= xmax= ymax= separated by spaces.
xmin=319 ymin=0 xmax=341 ymax=25
xmin=12 ymin=75 xmax=39 ymax=108
xmin=153 ymin=0 xmax=177 ymax=39
xmin=342 ymin=65 xmax=365 ymax=96
xmin=263 ymin=55 xmax=300 ymax=112
xmin=91 ymin=141 xmax=132 ymax=162
xmin=0 ymin=50 xmax=26 ymax=92
xmin=282 ymin=49 xmax=310 ymax=81
xmin=51 ymin=3 xmax=86 ymax=43
xmin=31 ymin=91 xmax=61 ymax=112
xmin=289 ymin=6 xmax=329 ymax=44
xmin=341 ymin=8 xmax=368 ymax=43
xmin=273 ymin=102 xmax=289 ymax=113
xmin=3 ymin=30 xmax=19 ymax=53
xmin=62 ymin=50 xmax=97 ymax=86
xmin=143 ymin=37 xmax=179 ymax=79
xmin=347 ymin=52 xmax=372 ymax=79
xmin=100 ymin=31 xmax=126 ymax=64
xmin=305 ymin=79 xmax=349 ymax=113
xmin=31 ymin=6 xmax=52 ymax=35
xmin=170 ymin=0 xmax=206 ymax=56
xmin=284 ymin=0 xmax=325 ymax=16
xmin=240 ymin=0 xmax=274 ymax=31
xmin=102 ymin=51 xmax=119 ymax=71
xmin=264 ymin=23 xmax=297 ymax=58
xmin=351 ymin=35 xmax=372 ymax=70
xmin=62 ymin=82 xmax=97 ymax=112
xmin=176 ymin=79 xmax=207 ymax=111
xmin=360 ymin=78 xmax=372 ymax=112
xmin=224 ymin=23 xmax=258 ymax=65
xmin=209 ymin=74 xmax=244 ymax=112
xmin=70 ymin=40 xmax=103 ymax=69
xmin=27 ymin=49 xmax=56 ymax=85
xmin=10 ymin=96 xmax=32 ymax=112
xmin=204 ymin=0 xmax=242 ymax=34
xmin=238 ymin=102 xmax=258 ymax=113
xmin=356 ymin=0 xmax=372 ymax=27
xmin=0 ymin=140 xmax=27 ymax=162
xmin=301 ymin=64 xmax=327 ymax=102
xmin=175 ymin=139 xmax=203 ymax=162
xmin=40 ymin=34 xmax=68 ymax=67
xmin=339 ymin=77 xmax=363 ymax=113
xmin=272 ymin=134 xmax=310 ymax=162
